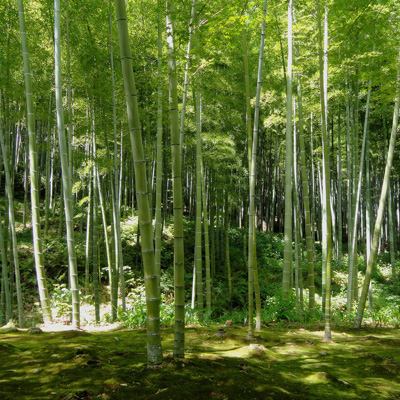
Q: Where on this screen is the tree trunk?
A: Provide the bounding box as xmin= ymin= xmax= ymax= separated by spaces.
xmin=195 ymin=85 xmax=204 ymax=322
xmin=337 ymin=109 xmax=342 ymax=267
xmin=355 ymin=53 xmax=400 ymax=327
xmin=347 ymin=69 xmax=371 ymax=310
xmin=296 ymin=69 xmax=315 ymax=311
xmin=201 ymin=160 xmax=212 ymax=316
xmin=283 ymin=0 xmax=293 ymax=300
xmin=179 ymin=0 xmax=196 ymax=151
xmin=248 ymin=0 xmax=267 ymax=336
xmin=54 ymin=0 xmax=80 ymax=329
xmin=114 ymin=0 xmax=162 ymax=365
xmin=166 ymin=0 xmax=185 ymax=358
xmin=0 ymin=113 xmax=24 ymax=327
xmin=317 ymin=0 xmax=333 ymax=340
xmin=225 ymin=190 xmax=231 ymax=296
xmin=0 ymin=207 xmax=11 ymax=323
xmin=154 ymin=0 xmax=164 ymax=297
xmin=92 ymin=165 xmax=100 ymax=324
xmin=17 ymin=0 xmax=52 ymax=323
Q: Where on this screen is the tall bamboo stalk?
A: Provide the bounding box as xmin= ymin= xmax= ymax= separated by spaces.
xmin=337 ymin=109 xmax=342 ymax=267
xmin=93 ymin=139 xmax=117 ymax=320
xmin=44 ymin=96 xmax=52 ymax=236
xmin=65 ymin=0 xmax=73 ymax=182
xmin=154 ymin=0 xmax=164 ymax=296
xmin=179 ymin=0 xmax=196 ymax=151
xmin=201 ymin=160 xmax=211 ymax=315
xmin=0 ymin=105 xmax=23 ymax=327
xmin=365 ymin=120 xmax=373 ymax=311
xmin=283 ymin=0 xmax=293 ymax=300
xmin=166 ymin=0 xmax=185 ymax=357
xmin=388 ymin=183 xmax=397 ymax=293
xmin=84 ymin=164 xmax=92 ymax=296
xmin=225 ymin=190 xmax=232 ymax=295
xmin=296 ymin=69 xmax=315 ymax=311
xmin=242 ymin=5 xmax=251 ymax=268
xmin=317 ymin=0 xmax=332 ymax=340
xmin=248 ymin=0 xmax=267 ymax=336
xmin=108 ymin=0 xmax=125 ymax=313
xmin=0 ymin=204 xmax=11 ymax=322
xmin=195 ymin=85 xmax=204 ymax=322
xmin=355 ymin=52 xmax=400 ymax=328
xmin=54 ymin=0 xmax=80 ymax=329
xmin=17 ymin=0 xmax=52 ymax=322
xmin=92 ymin=164 xmax=100 ymax=324
xmin=114 ymin=0 xmax=162 ymax=365
xmin=347 ymin=69 xmax=372 ymax=310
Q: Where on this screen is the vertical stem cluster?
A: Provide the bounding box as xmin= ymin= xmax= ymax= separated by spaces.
xmin=17 ymin=0 xmax=52 ymax=322
xmin=54 ymin=0 xmax=80 ymax=329
xmin=248 ymin=0 xmax=267 ymax=336
xmin=337 ymin=111 xmax=342 ymax=267
xmin=166 ymin=0 xmax=185 ymax=358
xmin=109 ymin=0 xmax=125 ymax=313
xmin=114 ymin=0 xmax=162 ymax=365
xmin=317 ymin=0 xmax=332 ymax=340
xmin=347 ymin=69 xmax=372 ymax=310
xmin=179 ymin=0 xmax=196 ymax=151
xmin=296 ymin=64 xmax=315 ymax=311
xmin=154 ymin=0 xmax=164 ymax=296
xmin=201 ymin=160 xmax=211 ymax=315
xmin=0 ymin=119 xmax=23 ymax=326
xmin=195 ymin=85 xmax=203 ymax=322
xmin=282 ymin=0 xmax=293 ymax=300
xmin=225 ymin=190 xmax=231 ymax=296
xmin=355 ymin=51 xmax=400 ymax=328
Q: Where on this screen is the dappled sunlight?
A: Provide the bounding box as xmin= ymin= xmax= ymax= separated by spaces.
xmin=1 ymin=325 xmax=400 ymax=399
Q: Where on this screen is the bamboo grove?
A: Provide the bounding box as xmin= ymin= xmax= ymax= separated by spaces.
xmin=0 ymin=0 xmax=400 ymax=365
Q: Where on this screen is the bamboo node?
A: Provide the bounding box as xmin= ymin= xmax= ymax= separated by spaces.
xmin=139 ymin=221 xmax=152 ymax=226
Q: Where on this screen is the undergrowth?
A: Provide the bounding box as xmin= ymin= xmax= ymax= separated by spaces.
xmin=4 ymin=210 xmax=400 ymax=330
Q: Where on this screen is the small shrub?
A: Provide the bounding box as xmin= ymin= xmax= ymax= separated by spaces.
xmin=51 ymin=283 xmax=72 ymax=317
xmin=262 ymin=292 xmax=298 ymax=323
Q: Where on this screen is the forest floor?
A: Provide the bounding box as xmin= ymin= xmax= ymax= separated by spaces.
xmin=0 ymin=323 xmax=399 ymax=400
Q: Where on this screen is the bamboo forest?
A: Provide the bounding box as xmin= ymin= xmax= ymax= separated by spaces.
xmin=1 ymin=0 xmax=400 ymax=398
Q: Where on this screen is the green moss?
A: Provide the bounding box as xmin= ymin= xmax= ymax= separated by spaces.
xmin=0 ymin=326 xmax=399 ymax=399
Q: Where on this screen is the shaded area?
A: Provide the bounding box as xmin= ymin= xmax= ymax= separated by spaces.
xmin=0 ymin=326 xmax=399 ymax=399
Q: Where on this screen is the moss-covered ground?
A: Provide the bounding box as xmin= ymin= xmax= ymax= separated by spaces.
xmin=1 ymin=324 xmax=399 ymax=400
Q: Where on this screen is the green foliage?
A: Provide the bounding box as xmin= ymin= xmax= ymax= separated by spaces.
xmin=118 ymin=300 xmax=199 ymax=329
xmin=118 ymin=300 xmax=147 ymax=328
xmin=213 ymin=308 xmax=248 ymax=325
xmin=120 ymin=216 xmax=139 ymax=244
xmin=51 ymin=284 xmax=72 ymax=317
xmin=262 ymin=292 xmax=299 ymax=324
xmin=256 ymin=231 xmax=284 ymax=260
xmin=160 ymin=268 xmax=174 ymax=296
xmin=364 ymin=290 xmax=400 ymax=328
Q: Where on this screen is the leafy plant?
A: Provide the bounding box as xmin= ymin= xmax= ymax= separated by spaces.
xmin=51 ymin=284 xmax=72 ymax=317
xmin=262 ymin=292 xmax=298 ymax=323
xmin=118 ymin=301 xmax=147 ymax=328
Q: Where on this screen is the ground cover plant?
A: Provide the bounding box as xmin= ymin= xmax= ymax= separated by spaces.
xmin=1 ymin=325 xmax=400 ymax=400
